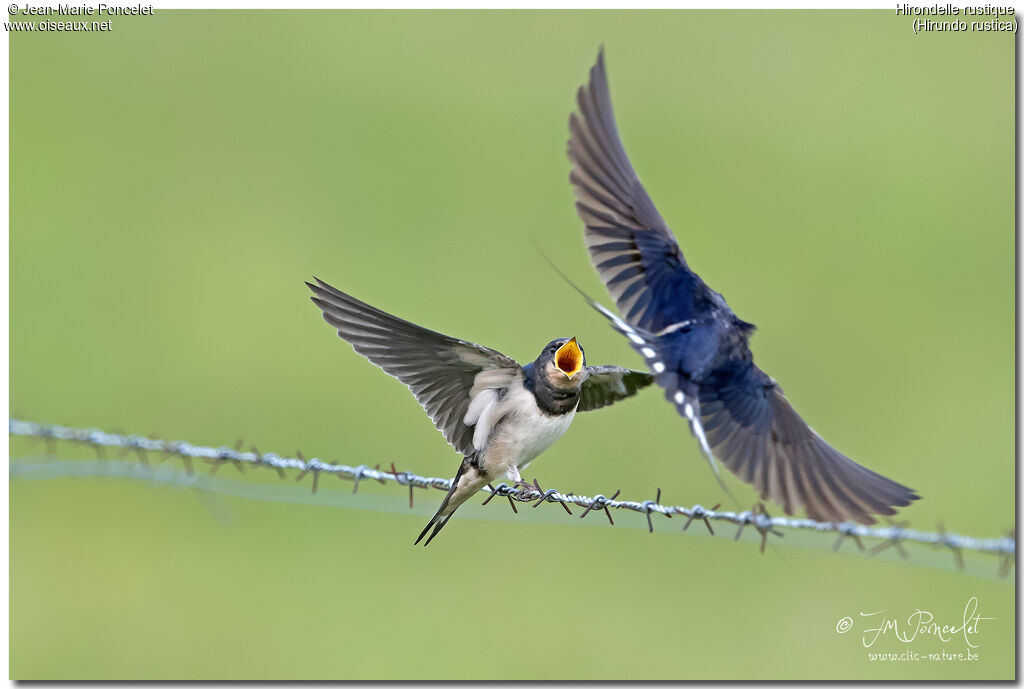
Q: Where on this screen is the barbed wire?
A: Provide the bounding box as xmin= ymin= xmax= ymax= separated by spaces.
xmin=8 ymin=419 xmax=1015 ymax=573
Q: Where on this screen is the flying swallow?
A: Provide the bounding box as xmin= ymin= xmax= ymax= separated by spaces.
xmin=307 ymin=277 xmax=654 ymax=544
xmin=566 ymin=50 xmax=919 ymax=524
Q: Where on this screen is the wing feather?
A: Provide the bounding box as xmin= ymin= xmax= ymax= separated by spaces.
xmin=577 ymin=365 xmax=654 ymax=412
xmin=568 ymin=48 xmax=707 ymax=333
xmin=307 ymin=278 xmax=521 ymax=457
xmin=696 ymin=363 xmax=918 ymax=524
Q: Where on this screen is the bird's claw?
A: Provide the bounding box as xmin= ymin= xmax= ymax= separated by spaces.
xmin=513 ymin=478 xmax=539 ymax=499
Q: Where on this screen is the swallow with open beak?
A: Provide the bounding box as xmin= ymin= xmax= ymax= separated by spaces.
xmin=307 ymin=277 xmax=653 ymax=545
xmin=565 ymin=49 xmax=919 ymax=524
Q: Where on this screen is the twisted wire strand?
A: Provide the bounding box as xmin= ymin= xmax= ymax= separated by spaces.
xmin=8 ymin=419 xmax=1015 ymax=565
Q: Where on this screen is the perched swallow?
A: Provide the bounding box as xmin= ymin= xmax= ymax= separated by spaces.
xmin=566 ymin=50 xmax=919 ymax=524
xmin=307 ymin=277 xmax=653 ymax=545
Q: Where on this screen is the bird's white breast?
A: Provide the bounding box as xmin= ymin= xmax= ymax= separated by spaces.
xmin=476 ymin=385 xmax=576 ymax=479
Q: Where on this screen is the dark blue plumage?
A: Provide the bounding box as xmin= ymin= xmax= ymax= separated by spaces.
xmin=567 ymin=49 xmax=918 ymax=524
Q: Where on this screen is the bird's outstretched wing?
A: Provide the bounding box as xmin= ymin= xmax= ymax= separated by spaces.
xmin=567 ymin=50 xmax=918 ymax=523
xmin=307 ymin=278 xmax=522 ymax=457
xmin=698 ymin=361 xmax=918 ymax=524
xmin=578 ymin=365 xmax=654 ymax=412
xmin=567 ymin=47 xmax=707 ymax=335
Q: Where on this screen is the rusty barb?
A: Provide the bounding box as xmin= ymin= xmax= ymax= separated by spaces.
xmin=9 ymin=419 xmax=1016 ymax=572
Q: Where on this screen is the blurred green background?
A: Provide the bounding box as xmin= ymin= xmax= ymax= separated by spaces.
xmin=10 ymin=10 xmax=1014 ymax=680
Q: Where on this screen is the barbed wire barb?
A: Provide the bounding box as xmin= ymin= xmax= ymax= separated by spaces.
xmin=7 ymin=419 xmax=1015 ymax=572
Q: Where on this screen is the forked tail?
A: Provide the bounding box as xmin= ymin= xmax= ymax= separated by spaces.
xmin=414 ymin=456 xmax=485 ymax=546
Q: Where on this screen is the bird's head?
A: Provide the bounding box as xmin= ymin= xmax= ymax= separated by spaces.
xmin=537 ymin=337 xmax=585 ymax=387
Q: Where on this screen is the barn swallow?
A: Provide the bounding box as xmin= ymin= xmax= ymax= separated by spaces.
xmin=566 ymin=50 xmax=919 ymax=525
xmin=307 ymin=277 xmax=653 ymax=545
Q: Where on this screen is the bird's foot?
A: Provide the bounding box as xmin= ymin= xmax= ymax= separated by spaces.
xmin=505 ymin=475 xmax=556 ymax=505
xmin=512 ymin=478 xmax=541 ymax=500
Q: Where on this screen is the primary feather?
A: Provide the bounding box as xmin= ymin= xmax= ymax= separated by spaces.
xmin=567 ymin=49 xmax=918 ymax=524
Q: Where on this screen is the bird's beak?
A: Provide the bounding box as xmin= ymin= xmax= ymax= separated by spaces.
xmin=555 ymin=337 xmax=583 ymax=378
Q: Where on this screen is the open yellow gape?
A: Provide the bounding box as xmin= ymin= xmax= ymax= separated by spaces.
xmin=555 ymin=337 xmax=583 ymax=378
